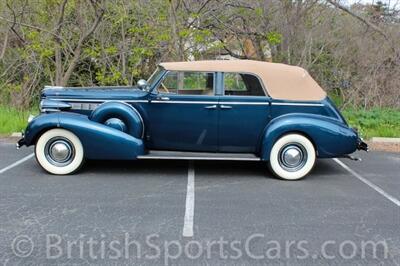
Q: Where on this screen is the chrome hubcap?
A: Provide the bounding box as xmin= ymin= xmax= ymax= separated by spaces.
xmin=50 ymin=142 xmax=70 ymax=161
xmin=279 ymin=144 xmax=307 ymax=172
xmin=45 ymin=138 xmax=75 ymax=166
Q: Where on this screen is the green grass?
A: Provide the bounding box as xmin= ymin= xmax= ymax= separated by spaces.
xmin=0 ymin=105 xmax=38 ymax=136
xmin=342 ymin=108 xmax=400 ymax=140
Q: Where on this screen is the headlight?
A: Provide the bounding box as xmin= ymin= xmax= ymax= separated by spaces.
xmin=28 ymin=114 xmax=36 ymax=123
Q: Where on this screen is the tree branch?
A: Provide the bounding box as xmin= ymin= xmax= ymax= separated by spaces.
xmin=326 ymin=0 xmax=391 ymax=42
xmin=0 ymin=15 xmax=64 ymax=41
xmin=59 ymin=0 xmax=105 ymax=86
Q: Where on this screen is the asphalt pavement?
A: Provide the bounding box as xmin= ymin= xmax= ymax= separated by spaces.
xmin=0 ymin=142 xmax=399 ymax=265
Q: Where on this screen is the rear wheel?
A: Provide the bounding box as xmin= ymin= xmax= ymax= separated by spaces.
xmin=268 ymin=134 xmax=316 ymax=180
xmin=35 ymin=129 xmax=84 ymax=175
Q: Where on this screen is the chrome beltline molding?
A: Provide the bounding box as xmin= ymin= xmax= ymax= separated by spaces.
xmin=52 ymin=98 xmax=322 ymax=107
xmin=54 ymin=98 xmax=148 ymax=103
xmin=151 ymin=100 xmax=217 ymax=104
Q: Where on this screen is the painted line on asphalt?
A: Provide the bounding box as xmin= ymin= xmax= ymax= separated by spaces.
xmin=183 ymin=161 xmax=195 ymax=237
xmin=333 ymin=158 xmax=400 ymax=207
xmin=0 ymin=153 xmax=35 ymax=175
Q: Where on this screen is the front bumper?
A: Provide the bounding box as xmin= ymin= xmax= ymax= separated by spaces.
xmin=16 ymin=114 xmax=39 ymax=149
xmin=16 ymin=137 xmax=26 ymax=149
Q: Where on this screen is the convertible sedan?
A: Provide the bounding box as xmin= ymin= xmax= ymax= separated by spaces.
xmin=17 ymin=60 xmax=368 ymax=180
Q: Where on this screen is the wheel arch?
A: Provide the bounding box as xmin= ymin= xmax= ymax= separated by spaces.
xmin=260 ymin=113 xmax=358 ymax=160
xmin=33 ymin=126 xmax=59 ymax=146
xmin=273 ymin=130 xmax=317 ymax=153
xmin=23 ymin=112 xmax=145 ymax=160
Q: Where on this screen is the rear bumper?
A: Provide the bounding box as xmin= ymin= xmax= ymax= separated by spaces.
xmin=357 ymin=138 xmax=369 ymax=152
xmin=352 ymin=127 xmax=368 ymax=152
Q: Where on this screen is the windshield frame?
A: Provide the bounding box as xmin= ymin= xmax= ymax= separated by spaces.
xmin=146 ymin=66 xmax=166 ymax=92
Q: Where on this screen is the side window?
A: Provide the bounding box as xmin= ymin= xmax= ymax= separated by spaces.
xmin=157 ymin=71 xmax=214 ymax=95
xmin=224 ymin=73 xmax=265 ymax=96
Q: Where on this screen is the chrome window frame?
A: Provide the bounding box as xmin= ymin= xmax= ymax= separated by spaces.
xmin=152 ymin=70 xmax=217 ymax=97
xmin=221 ymin=72 xmax=269 ymax=98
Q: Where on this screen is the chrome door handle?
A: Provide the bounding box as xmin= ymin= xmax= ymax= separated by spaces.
xmin=205 ymin=105 xmax=217 ymax=109
xmin=220 ymin=105 xmax=232 ymax=109
xmin=157 ymin=96 xmax=170 ymax=101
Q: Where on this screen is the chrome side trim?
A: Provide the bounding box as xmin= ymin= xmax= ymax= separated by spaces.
xmin=151 ymin=101 xmax=269 ymax=105
xmin=48 ymin=97 xmax=323 ymax=107
xmin=137 ymin=155 xmax=261 ymax=161
xmin=219 ymin=102 xmax=269 ymax=106
xmin=53 ymin=98 xmax=148 ymax=103
xmin=70 ymin=102 xmax=100 ymax=110
xmin=44 ymin=86 xmax=64 ymax=90
xmin=271 ymin=102 xmax=324 ymax=107
xmin=151 ymin=100 xmax=217 ymax=104
xmin=41 ymin=108 xmax=62 ymax=113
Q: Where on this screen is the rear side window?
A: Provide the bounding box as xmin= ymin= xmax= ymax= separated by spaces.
xmin=157 ymin=71 xmax=214 ymax=95
xmin=224 ymin=73 xmax=265 ymax=96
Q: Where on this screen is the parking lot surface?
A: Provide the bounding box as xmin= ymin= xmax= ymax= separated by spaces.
xmin=0 ymin=142 xmax=399 ymax=265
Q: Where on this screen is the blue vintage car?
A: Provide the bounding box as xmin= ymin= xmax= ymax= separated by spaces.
xmin=17 ymin=60 xmax=367 ymax=180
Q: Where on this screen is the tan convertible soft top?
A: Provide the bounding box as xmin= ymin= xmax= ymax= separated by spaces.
xmin=159 ymin=60 xmax=326 ymax=101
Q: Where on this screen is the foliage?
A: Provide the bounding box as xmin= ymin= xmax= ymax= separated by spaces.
xmin=0 ymin=106 xmax=38 ymax=135
xmin=0 ymin=0 xmax=399 ymax=109
xmin=342 ymin=108 xmax=400 ymax=140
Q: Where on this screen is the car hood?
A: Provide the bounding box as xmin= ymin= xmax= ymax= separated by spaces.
xmin=41 ymin=86 xmax=149 ymax=101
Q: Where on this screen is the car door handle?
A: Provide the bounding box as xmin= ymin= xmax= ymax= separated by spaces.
xmin=157 ymin=96 xmax=170 ymax=101
xmin=220 ymin=105 xmax=232 ymax=109
xmin=204 ymin=105 xmax=217 ymax=109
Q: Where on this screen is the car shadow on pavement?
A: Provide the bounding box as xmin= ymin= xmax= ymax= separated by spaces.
xmin=310 ymin=159 xmax=347 ymax=177
xmin=82 ymin=159 xmax=188 ymax=176
xmin=79 ymin=158 xmax=344 ymax=180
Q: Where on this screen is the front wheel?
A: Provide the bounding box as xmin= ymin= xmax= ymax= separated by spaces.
xmin=268 ymin=134 xmax=316 ymax=180
xmin=35 ymin=129 xmax=84 ymax=175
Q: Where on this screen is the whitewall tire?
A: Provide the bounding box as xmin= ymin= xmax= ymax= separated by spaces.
xmin=268 ymin=134 xmax=316 ymax=180
xmin=35 ymin=129 xmax=84 ymax=175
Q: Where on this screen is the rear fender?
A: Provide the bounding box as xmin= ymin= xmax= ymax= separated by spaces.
xmin=24 ymin=112 xmax=144 ymax=160
xmin=260 ymin=113 xmax=358 ymax=160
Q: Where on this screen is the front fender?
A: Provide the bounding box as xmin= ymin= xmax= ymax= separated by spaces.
xmin=23 ymin=112 xmax=144 ymax=160
xmin=260 ymin=113 xmax=358 ymax=160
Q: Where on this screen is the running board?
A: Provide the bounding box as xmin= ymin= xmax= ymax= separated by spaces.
xmin=137 ymin=150 xmax=261 ymax=161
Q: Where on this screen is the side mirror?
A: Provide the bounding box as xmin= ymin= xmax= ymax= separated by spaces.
xmin=137 ymin=79 xmax=148 ymax=90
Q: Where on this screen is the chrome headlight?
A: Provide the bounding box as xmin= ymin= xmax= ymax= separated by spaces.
xmin=28 ymin=114 xmax=36 ymax=123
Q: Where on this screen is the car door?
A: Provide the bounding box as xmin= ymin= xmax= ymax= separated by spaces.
xmin=218 ymin=72 xmax=271 ymax=153
xmin=145 ymin=71 xmax=219 ymax=152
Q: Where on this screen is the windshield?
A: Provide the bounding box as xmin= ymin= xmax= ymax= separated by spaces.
xmin=147 ymin=67 xmax=164 ymax=88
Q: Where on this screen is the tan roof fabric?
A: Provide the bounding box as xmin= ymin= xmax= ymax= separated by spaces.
xmin=159 ymin=60 xmax=326 ymax=101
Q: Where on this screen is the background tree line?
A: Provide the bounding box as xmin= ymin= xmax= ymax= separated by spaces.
xmin=0 ymin=0 xmax=399 ymax=109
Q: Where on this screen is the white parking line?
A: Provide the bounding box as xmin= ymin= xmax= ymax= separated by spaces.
xmin=0 ymin=153 xmax=35 ymax=175
xmin=183 ymin=161 xmax=195 ymax=237
xmin=333 ymin=158 xmax=400 ymax=207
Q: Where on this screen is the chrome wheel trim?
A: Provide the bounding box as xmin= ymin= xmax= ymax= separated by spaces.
xmin=44 ymin=137 xmax=75 ymax=167
xmin=278 ymin=143 xmax=308 ymax=172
